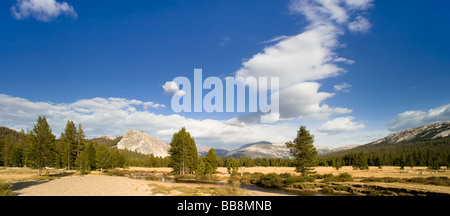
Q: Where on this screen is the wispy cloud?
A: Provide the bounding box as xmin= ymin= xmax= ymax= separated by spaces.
xmin=348 ymin=16 xmax=372 ymax=33
xmin=11 ymin=0 xmax=77 ymax=22
xmin=388 ymin=104 xmax=450 ymax=132
xmin=0 ymin=94 xmax=295 ymax=150
xmin=231 ymin=0 xmax=373 ymax=123
xmin=334 ymin=82 xmax=352 ymax=92
xmin=220 ymin=36 xmax=230 ymax=47
xmin=318 ymin=116 xmax=365 ymax=134
xmin=259 ymin=35 xmax=289 ymax=44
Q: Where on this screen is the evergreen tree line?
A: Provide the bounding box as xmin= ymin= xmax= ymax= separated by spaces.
xmin=124 ymin=150 xmax=169 ymax=168
xmin=217 ymin=157 xmax=295 ymax=168
xmin=0 ymin=117 xmax=164 ymax=174
xmin=3 ymin=120 xmax=448 ymax=175
xmin=167 ymin=127 xmax=303 ymax=175
xmin=318 ymin=137 xmax=450 ymax=169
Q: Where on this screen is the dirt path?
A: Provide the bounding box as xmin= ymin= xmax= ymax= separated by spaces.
xmin=12 ymin=174 xmax=285 ymax=196
xmin=13 ymin=175 xmax=153 ymax=196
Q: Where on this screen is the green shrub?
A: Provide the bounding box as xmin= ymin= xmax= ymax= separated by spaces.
xmin=362 ymin=189 xmax=396 ymax=196
xmin=196 ymin=174 xmax=220 ymax=181
xmin=336 ymin=173 xmax=353 ymax=182
xmin=279 ymin=173 xmax=292 ymax=178
xmin=320 ymin=185 xmax=333 ymax=193
xmin=332 ymin=185 xmax=356 ymax=193
xmin=284 ymin=175 xmax=315 ymax=185
xmin=361 ymin=176 xmax=450 ymax=186
xmin=174 ymin=174 xmax=196 ymax=181
xmin=410 ymin=176 xmax=450 ymax=186
xmin=0 ymin=181 xmax=14 ymax=196
xmin=259 ymin=173 xmax=283 ymax=188
xmin=322 ymin=173 xmax=353 ymax=182
xmin=291 ymin=182 xmax=317 ymax=190
xmin=239 ymin=172 xmax=264 ymax=185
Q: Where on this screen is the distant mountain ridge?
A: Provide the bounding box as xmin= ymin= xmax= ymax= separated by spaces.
xmin=225 ymin=141 xmax=359 ymax=159
xmin=197 ymin=146 xmax=229 ymax=157
xmin=319 ymin=121 xmax=450 ymax=158
xmin=370 ymin=121 xmax=450 ymax=145
xmin=226 ymin=141 xmax=292 ymax=159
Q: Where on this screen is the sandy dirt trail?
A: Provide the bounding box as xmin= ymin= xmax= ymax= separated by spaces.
xmin=13 ymin=175 xmax=154 ymax=196
xmin=12 ymin=174 xmax=284 ymax=196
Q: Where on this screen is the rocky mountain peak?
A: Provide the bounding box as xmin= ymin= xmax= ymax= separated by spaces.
xmin=371 ymin=121 xmax=450 ymax=145
xmin=117 ymin=130 xmax=170 ymax=157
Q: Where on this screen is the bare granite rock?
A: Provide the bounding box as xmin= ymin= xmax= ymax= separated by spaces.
xmin=117 ymin=130 xmax=170 ymax=157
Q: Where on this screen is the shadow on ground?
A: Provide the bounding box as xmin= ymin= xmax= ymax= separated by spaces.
xmin=10 ymin=171 xmax=74 ymax=195
xmin=11 ymin=180 xmax=50 ymax=194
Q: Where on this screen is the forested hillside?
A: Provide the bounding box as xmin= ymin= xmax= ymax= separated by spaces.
xmin=318 ymin=137 xmax=450 ymax=169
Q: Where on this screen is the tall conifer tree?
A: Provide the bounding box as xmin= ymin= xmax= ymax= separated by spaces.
xmin=168 ymin=127 xmax=198 ymax=175
xmin=286 ymin=126 xmax=317 ymax=176
xmin=28 ymin=116 xmax=56 ymax=176
xmin=61 ymin=120 xmax=77 ymax=170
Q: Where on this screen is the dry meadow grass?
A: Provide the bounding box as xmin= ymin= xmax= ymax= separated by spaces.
xmin=0 ymin=167 xmax=75 ymax=182
xmin=2 ymin=166 xmax=449 ymax=196
xmin=214 ymin=166 xmax=449 ymax=179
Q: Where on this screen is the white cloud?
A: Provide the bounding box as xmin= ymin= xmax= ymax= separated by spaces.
xmin=236 ymin=25 xmax=344 ymax=88
xmin=289 ymin=0 xmax=373 ymax=29
xmin=333 ymin=82 xmax=352 ymax=92
xmin=279 ymin=82 xmax=352 ymax=119
xmin=334 ymin=57 xmax=355 ymax=64
xmin=11 ymin=0 xmax=77 ymax=22
xmin=314 ymin=129 xmax=388 ymax=147
xmin=344 ymin=0 xmax=374 ymax=10
xmin=0 ymin=93 xmax=392 ymax=149
xmin=233 ymin=0 xmax=373 ymax=122
xmin=259 ymin=35 xmax=290 ymax=44
xmin=162 ymin=81 xmax=185 ymax=95
xmin=0 ymin=94 xmax=297 ymax=150
xmin=348 ymin=16 xmax=372 ymax=33
xmin=388 ymin=104 xmax=450 ymax=132
xmin=318 ymin=116 xmax=365 ymax=134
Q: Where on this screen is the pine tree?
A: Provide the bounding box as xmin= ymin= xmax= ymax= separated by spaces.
xmin=85 ymin=142 xmax=96 ymax=171
xmin=53 ymin=135 xmax=65 ymax=169
xmin=10 ymin=144 xmax=23 ymax=167
xmin=75 ymin=149 xmax=90 ymax=174
xmin=28 ymin=116 xmax=56 ymax=176
xmin=96 ymin=144 xmax=111 ymax=172
xmin=0 ymin=138 xmax=3 ymax=166
xmin=168 ymin=127 xmax=198 ymax=175
xmin=332 ymin=158 xmax=343 ymax=170
xmin=406 ymin=153 xmax=415 ymax=169
xmin=2 ymin=136 xmax=12 ymax=167
xmin=353 ymin=151 xmax=369 ymax=170
xmin=76 ymin=123 xmax=86 ymax=157
xmin=205 ymin=163 xmax=213 ymax=175
xmin=198 ymin=159 xmax=206 ymax=175
xmin=231 ymin=158 xmax=240 ymax=174
xmin=110 ymin=148 xmax=127 ymax=169
xmin=61 ymin=120 xmax=77 ymax=170
xmin=205 ymin=148 xmax=218 ymax=174
xmin=285 ymin=126 xmax=317 ymax=176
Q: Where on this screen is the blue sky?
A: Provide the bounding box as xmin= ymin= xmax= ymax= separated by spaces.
xmin=1 ymin=0 xmax=449 ymax=150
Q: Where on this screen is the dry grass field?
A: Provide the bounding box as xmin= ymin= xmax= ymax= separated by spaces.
xmin=128 ymin=166 xmax=449 ymax=180
xmin=1 ymin=166 xmax=449 ymax=196
xmin=0 ymin=167 xmax=74 ymax=182
xmin=218 ymin=166 xmax=449 ymax=179
xmin=127 ymin=166 xmax=450 ymax=195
